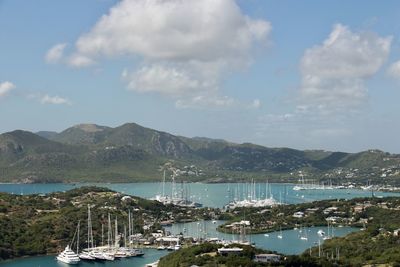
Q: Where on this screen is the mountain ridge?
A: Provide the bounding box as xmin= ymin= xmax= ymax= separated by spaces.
xmin=1 ymin=122 xmax=400 ymax=184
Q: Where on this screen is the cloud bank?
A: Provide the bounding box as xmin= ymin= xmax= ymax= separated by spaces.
xmin=50 ymin=0 xmax=271 ymax=108
xmin=0 ymin=81 xmax=16 ymax=98
xmin=300 ymin=24 xmax=392 ymax=112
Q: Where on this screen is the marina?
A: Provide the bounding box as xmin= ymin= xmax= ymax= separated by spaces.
xmin=1 ymin=182 xmax=399 ymax=208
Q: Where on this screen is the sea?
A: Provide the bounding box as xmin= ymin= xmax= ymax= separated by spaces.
xmin=0 ymin=182 xmax=397 ymax=208
xmin=0 ymin=182 xmax=396 ymax=266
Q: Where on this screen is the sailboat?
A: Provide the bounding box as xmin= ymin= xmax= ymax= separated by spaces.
xmin=57 ymin=221 xmax=81 ymax=265
xmin=323 ymin=222 xmax=333 ymax=240
xmin=79 ymin=205 xmax=96 ymax=260
xmin=277 ymin=227 xmax=283 ymax=239
xmin=300 ymin=226 xmax=308 ymax=240
xmin=103 ymin=213 xmax=115 ymax=261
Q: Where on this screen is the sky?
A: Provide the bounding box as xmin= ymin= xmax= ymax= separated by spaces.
xmin=1 ymin=0 xmax=400 ymax=153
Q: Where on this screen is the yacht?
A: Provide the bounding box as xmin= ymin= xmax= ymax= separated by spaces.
xmin=130 ymin=248 xmax=144 ymax=256
xmin=103 ymin=251 xmax=115 ymax=261
xmin=56 ymin=245 xmax=80 ymax=265
xmin=89 ymin=250 xmax=107 ymax=260
xmin=78 ymin=251 xmax=95 ymax=260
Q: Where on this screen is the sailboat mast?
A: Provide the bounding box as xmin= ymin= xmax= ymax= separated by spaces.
xmin=101 ymin=223 xmax=104 ymax=247
xmin=87 ymin=205 xmax=90 ymax=250
xmin=115 ymin=216 xmax=118 ymax=248
xmin=124 ymin=224 xmax=127 ymax=248
xmin=162 ymin=170 xmax=166 ymax=198
xmin=107 ymin=213 xmax=111 ymax=248
xmin=77 ymin=220 xmax=80 ymax=254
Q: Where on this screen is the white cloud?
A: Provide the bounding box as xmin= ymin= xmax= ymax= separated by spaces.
xmin=175 ymin=95 xmax=235 ymax=109
xmin=40 ymin=94 xmax=71 ymax=105
xmin=300 ymin=24 xmax=392 ymax=111
xmin=387 ymin=60 xmax=400 ymax=79
xmin=123 ymin=64 xmax=213 ymax=96
xmin=73 ymin=0 xmax=270 ymax=62
xmin=0 ymin=81 xmax=16 ymax=98
xmin=45 ymin=43 xmax=67 ymax=64
xmin=67 ymin=54 xmax=95 ymax=68
xmin=59 ymin=0 xmax=271 ymax=107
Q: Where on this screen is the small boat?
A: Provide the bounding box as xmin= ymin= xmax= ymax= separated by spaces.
xmin=114 ymin=250 xmax=128 ymax=258
xmin=174 ymin=244 xmax=181 ymax=250
xmin=157 ymin=245 xmax=166 ymax=250
xmin=277 ymin=227 xmax=283 ymax=239
xmin=317 ymin=229 xmax=325 ymax=236
xmin=57 ymin=245 xmax=80 ymax=265
xmin=131 ymin=249 xmax=144 ymax=257
xmin=264 ymin=233 xmax=269 ymax=237
xmin=167 ymin=245 xmax=174 ymax=251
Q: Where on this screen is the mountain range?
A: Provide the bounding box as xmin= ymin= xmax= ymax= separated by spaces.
xmin=0 ymin=122 xmax=399 ymax=183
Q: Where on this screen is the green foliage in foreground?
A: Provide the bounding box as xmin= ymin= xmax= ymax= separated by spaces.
xmin=308 ymin=206 xmax=400 ymax=266
xmin=158 ymin=243 xmax=336 ymax=267
xmin=0 ymin=187 xmax=217 ymax=260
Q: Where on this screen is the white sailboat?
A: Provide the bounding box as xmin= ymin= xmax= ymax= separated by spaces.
xmin=277 ymin=227 xmax=283 ymax=239
xmin=57 ymin=221 xmax=81 ymax=265
xmin=79 ymin=205 xmax=96 ymax=260
xmin=300 ymin=226 xmax=308 ymax=240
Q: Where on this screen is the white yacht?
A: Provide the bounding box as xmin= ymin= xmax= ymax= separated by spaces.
xmin=56 ymin=245 xmax=80 ymax=265
xmin=78 ymin=251 xmax=95 ymax=260
xmin=89 ymin=250 xmax=107 ymax=260
xmin=103 ymin=251 xmax=115 ymax=261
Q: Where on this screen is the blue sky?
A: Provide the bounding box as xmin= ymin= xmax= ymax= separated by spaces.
xmin=1 ymin=0 xmax=400 ymax=153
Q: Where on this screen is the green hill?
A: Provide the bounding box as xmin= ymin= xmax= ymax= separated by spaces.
xmin=0 ymin=122 xmax=399 ymax=183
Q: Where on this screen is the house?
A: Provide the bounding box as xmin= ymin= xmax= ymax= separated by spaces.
xmin=254 ymin=254 xmax=281 ymax=263
xmin=292 ymin=211 xmax=305 ymax=218
xmin=323 ymin=207 xmax=338 ymax=215
xmin=218 ymin=247 xmax=243 ymax=256
xmin=393 ymin=229 xmax=400 ymax=236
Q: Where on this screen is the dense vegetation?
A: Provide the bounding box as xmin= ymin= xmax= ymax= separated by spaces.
xmin=310 ymin=205 xmax=400 ymax=266
xmin=1 ymin=122 xmax=400 ymax=184
xmin=0 ymin=187 xmax=219 ymax=260
xmin=218 ymin=197 xmax=379 ymax=234
xmin=158 ymin=243 xmax=337 ymax=267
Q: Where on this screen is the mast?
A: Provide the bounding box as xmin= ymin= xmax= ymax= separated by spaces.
xmin=101 ymin=223 xmax=104 ymax=247
xmin=128 ymin=209 xmax=131 ymax=245
xmin=77 ymin=220 xmax=80 ymax=254
xmin=115 ymin=216 xmax=118 ymax=248
xmin=162 ymin=170 xmax=166 ymax=198
xmin=108 ymin=213 xmax=111 ymax=249
xmin=124 ymin=224 xmax=127 ymax=248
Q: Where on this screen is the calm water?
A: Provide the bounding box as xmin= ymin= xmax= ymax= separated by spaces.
xmin=0 ymin=249 xmax=168 ymax=267
xmin=0 ymin=182 xmax=398 ymax=208
xmin=165 ymin=220 xmax=358 ymax=255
